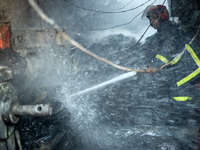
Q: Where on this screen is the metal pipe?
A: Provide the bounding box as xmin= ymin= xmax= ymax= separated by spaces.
xmin=12 ymin=104 xmax=52 ymax=117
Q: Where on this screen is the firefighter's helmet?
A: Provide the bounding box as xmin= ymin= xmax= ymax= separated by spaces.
xmin=141 ymin=5 xmax=169 ymax=21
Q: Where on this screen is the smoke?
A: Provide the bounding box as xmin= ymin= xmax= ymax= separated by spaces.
xmin=0 ymin=0 xmax=168 ymax=41
xmin=91 ymin=28 xmax=138 ymax=42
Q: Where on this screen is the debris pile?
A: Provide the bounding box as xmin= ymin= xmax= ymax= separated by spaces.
xmin=1 ymin=32 xmax=200 ymax=150
xmin=61 ymin=33 xmax=200 ymax=150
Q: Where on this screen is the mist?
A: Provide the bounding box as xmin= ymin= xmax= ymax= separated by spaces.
xmin=1 ymin=0 xmax=200 ymax=150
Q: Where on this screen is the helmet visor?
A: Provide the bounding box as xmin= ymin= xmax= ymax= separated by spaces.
xmin=141 ymin=5 xmax=157 ymax=20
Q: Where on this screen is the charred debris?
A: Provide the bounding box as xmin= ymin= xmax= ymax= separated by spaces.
xmin=0 ymin=33 xmax=199 ymax=149
xmin=1 ymin=0 xmax=200 ymax=149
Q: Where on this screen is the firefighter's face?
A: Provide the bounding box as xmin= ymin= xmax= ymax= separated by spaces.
xmin=149 ymin=13 xmax=160 ymax=29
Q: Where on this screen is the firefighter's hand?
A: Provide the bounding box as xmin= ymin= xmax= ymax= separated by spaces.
xmin=146 ymin=65 xmax=156 ymax=73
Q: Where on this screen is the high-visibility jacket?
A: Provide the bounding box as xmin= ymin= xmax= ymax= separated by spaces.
xmin=142 ymin=20 xmax=200 ymax=101
xmin=154 ymin=44 xmax=200 ymax=101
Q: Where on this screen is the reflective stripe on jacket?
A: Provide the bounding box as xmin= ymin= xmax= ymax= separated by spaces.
xmin=172 ymin=97 xmax=192 ymax=101
xmin=155 ymin=44 xmax=200 ymax=87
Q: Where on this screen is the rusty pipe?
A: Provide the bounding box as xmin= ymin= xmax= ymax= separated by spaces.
xmin=1 ymin=98 xmax=53 ymax=124
xmin=12 ymin=104 xmax=52 ymax=117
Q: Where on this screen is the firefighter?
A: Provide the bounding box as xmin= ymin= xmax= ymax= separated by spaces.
xmin=141 ymin=5 xmax=200 ymax=102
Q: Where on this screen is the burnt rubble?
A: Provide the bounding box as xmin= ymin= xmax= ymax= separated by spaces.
xmin=15 ymin=109 xmax=81 ymax=150
xmin=1 ymin=33 xmax=200 ymax=150
xmin=63 ymin=33 xmax=200 ymax=150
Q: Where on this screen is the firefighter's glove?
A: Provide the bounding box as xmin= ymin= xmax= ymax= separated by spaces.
xmin=146 ymin=65 xmax=156 ymax=73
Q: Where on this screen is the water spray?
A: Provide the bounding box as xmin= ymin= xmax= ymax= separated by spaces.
xmin=69 ymin=71 xmax=137 ymax=97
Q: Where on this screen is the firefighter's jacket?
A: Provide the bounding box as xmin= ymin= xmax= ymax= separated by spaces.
xmin=139 ymin=20 xmax=200 ymax=101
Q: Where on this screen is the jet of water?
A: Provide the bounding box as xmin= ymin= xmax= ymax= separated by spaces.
xmin=69 ymin=71 xmax=137 ymax=97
